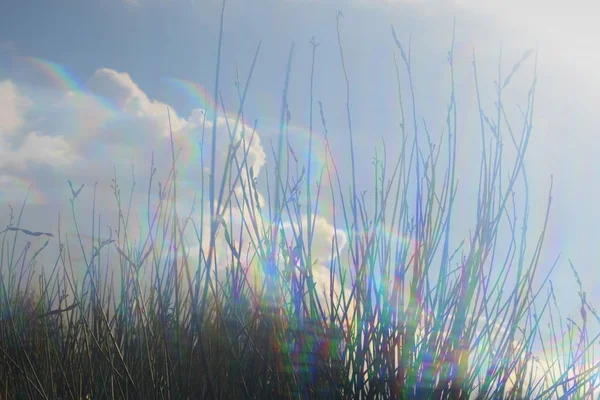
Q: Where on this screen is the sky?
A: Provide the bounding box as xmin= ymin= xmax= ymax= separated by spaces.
xmin=1 ymin=0 xmax=600 ymax=329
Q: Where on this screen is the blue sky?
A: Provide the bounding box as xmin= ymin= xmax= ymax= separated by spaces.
xmin=1 ymin=0 xmax=600 ymax=325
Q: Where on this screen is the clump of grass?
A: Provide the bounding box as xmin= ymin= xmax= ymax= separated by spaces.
xmin=1 ymin=5 xmax=599 ymax=400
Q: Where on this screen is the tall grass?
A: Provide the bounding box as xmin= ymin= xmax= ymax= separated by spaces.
xmin=1 ymin=6 xmax=599 ymax=400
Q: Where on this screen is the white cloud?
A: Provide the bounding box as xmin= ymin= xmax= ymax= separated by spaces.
xmin=6 ymin=132 xmax=78 ymax=168
xmin=0 ymin=81 xmax=78 ymax=169
xmin=0 ymin=65 xmax=345 ymax=307
xmin=282 ymin=215 xmax=348 ymax=263
xmin=87 ymin=68 xmax=187 ymax=136
xmin=0 ymin=81 xmax=32 ymax=134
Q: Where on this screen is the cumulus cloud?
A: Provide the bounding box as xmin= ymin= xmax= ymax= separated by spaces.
xmin=0 ymin=80 xmax=32 ymax=134
xmin=282 ymin=215 xmax=348 ymax=264
xmin=0 ymin=81 xmax=78 ymax=171
xmin=0 ymin=65 xmax=345 ymax=305
xmin=86 ymin=68 xmax=187 ymax=136
xmin=1 ymin=132 xmax=78 ymax=169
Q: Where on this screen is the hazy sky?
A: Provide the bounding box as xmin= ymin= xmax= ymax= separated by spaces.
xmin=1 ymin=0 xmax=600 ymax=321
